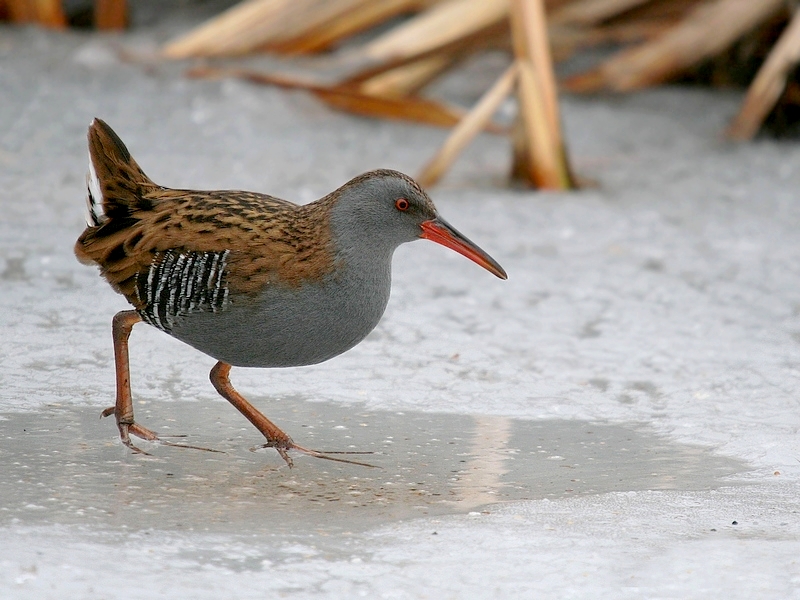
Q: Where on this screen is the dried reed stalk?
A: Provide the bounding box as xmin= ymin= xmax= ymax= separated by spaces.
xmin=95 ymin=0 xmax=127 ymax=30
xmin=511 ymin=0 xmax=574 ymax=188
xmin=5 ymin=0 xmax=65 ymax=27
xmin=164 ymin=0 xmax=437 ymax=58
xmin=564 ymin=0 xmax=785 ymax=92
xmin=355 ymin=55 xmax=456 ymax=97
xmin=728 ymin=10 xmax=800 ymax=140
xmin=549 ymin=20 xmax=670 ymax=61
xmin=313 ymin=86 xmax=468 ymax=127
xmin=163 ymin=0 xmax=292 ymax=58
xmin=342 ymin=18 xmax=509 ymax=90
xmin=186 ymin=65 xmax=500 ymax=129
xmin=271 ymin=0 xmax=444 ymax=54
xmin=359 ymin=0 xmax=508 ymax=63
xmin=550 ymin=0 xmax=654 ymax=26
xmin=418 ymin=63 xmax=518 ymax=186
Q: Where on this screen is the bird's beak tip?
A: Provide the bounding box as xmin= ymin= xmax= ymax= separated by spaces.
xmin=420 ymin=218 xmax=507 ymax=280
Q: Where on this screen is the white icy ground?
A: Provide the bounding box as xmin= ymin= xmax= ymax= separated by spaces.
xmin=2 ymin=10 xmax=800 ymax=599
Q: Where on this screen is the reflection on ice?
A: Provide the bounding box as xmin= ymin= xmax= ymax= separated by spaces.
xmin=456 ymin=415 xmax=513 ymax=510
xmin=0 ymin=401 xmax=745 ymax=535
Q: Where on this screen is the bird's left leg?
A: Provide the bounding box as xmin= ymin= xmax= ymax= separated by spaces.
xmin=209 ymin=361 xmax=375 ymax=468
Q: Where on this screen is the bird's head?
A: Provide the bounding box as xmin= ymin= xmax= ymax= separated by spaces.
xmin=331 ymin=169 xmax=506 ymax=279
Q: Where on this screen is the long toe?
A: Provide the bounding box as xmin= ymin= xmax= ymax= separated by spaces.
xmin=128 ymin=422 xmax=160 ymax=441
xmin=289 ymin=442 xmax=380 ymax=468
xmin=122 ymin=422 xmax=223 ymax=453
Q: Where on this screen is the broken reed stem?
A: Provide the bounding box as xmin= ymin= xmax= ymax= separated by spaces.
xmin=418 ymin=63 xmax=518 ymax=186
xmin=269 ymin=0 xmax=427 ymax=54
xmin=520 ymin=0 xmax=560 ymax=136
xmin=510 ymin=0 xmax=574 ymax=189
xmin=94 ymin=0 xmax=127 ymax=30
xmin=550 ymin=20 xmax=671 ymax=62
xmin=5 ymin=0 xmax=66 ymax=27
xmin=357 ymin=54 xmax=456 ymax=97
xmin=564 ymin=0 xmax=785 ymax=92
xmin=360 ymin=0 xmax=508 ymax=63
xmin=163 ymin=0 xmax=432 ymax=58
xmin=163 ymin=0 xmax=292 ymax=58
xmin=727 ymin=9 xmax=800 ymax=140
xmin=549 ymin=0 xmax=655 ymax=27
xmin=342 ymin=18 xmax=509 ymax=92
xmin=514 ymin=60 xmax=563 ymax=187
xmin=186 ymin=65 xmax=506 ymax=131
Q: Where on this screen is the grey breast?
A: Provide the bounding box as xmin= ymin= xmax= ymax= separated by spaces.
xmin=168 ymin=257 xmax=392 ymax=368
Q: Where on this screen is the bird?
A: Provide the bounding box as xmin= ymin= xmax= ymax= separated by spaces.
xmin=75 ymin=118 xmax=507 ymax=467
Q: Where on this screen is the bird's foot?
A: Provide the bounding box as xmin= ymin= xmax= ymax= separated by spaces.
xmin=252 ymin=439 xmax=378 ymax=468
xmin=100 ymin=407 xmax=223 ymax=454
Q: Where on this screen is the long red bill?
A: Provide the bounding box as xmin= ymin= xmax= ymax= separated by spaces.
xmin=420 ymin=218 xmax=507 ymax=280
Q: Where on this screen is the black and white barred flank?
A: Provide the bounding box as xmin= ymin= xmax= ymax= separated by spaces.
xmin=136 ymin=249 xmax=230 ymax=332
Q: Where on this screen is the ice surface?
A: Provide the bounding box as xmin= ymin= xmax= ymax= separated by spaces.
xmin=0 ymin=406 xmax=745 ymax=535
xmin=1 ymin=14 xmax=800 ymax=599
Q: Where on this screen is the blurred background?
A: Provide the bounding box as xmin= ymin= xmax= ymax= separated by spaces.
xmin=6 ymin=0 xmax=800 ymax=188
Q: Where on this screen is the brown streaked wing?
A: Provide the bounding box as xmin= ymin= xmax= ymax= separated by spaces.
xmin=77 ymin=186 xmax=338 ymax=308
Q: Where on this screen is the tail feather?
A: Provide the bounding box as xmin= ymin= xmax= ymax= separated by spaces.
xmin=85 ymin=154 xmax=104 ymax=226
xmin=84 ymin=118 xmax=156 ymax=226
xmin=76 ymin=118 xmax=157 ymax=267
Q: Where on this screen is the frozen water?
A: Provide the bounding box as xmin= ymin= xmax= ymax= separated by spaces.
xmin=0 ymin=405 xmax=745 ymax=534
xmin=1 ymin=14 xmax=800 ymax=599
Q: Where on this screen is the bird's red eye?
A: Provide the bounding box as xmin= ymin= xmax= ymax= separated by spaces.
xmin=395 ymin=198 xmax=409 ymax=211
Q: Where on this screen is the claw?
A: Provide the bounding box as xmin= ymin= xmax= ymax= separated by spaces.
xmin=118 ymin=423 xmax=153 ymax=455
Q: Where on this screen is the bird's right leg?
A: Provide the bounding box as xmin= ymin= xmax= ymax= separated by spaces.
xmin=101 ymin=310 xmax=156 ymax=453
xmin=102 ymin=310 xmax=219 ymax=454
